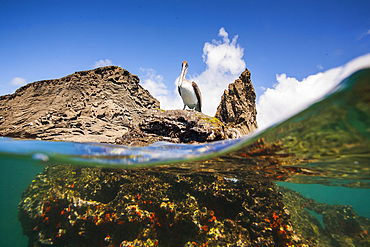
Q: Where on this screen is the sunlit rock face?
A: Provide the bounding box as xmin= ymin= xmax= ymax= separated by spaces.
xmin=0 ymin=66 xmax=160 ymax=143
xmin=215 ymin=68 xmax=258 ymax=136
xmin=0 ymin=66 xmax=254 ymax=145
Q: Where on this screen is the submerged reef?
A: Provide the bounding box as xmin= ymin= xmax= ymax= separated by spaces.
xmin=17 ymin=138 xmax=370 ymax=246
xmin=19 ymin=164 xmax=309 ymax=247
xmin=16 ymin=138 xmax=341 ymax=247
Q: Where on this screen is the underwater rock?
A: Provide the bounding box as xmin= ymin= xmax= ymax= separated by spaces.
xmin=215 ymin=68 xmax=258 ymax=136
xmin=17 ymin=137 xmax=328 ymax=246
xmin=19 ymin=164 xmax=310 ymax=247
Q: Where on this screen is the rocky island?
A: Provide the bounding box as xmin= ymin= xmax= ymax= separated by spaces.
xmin=0 ymin=66 xmax=257 ymax=145
xmin=1 ymin=66 xmax=368 ymax=246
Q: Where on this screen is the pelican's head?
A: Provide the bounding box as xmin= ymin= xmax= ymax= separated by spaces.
xmin=182 ymin=60 xmax=188 ymax=69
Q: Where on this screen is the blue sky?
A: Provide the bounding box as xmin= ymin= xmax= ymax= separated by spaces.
xmin=1 ymin=0 xmax=369 ymax=128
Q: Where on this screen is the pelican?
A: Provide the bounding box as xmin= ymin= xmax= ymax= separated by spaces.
xmin=178 ymin=61 xmax=202 ymax=112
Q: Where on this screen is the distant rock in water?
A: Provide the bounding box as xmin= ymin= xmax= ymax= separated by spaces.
xmin=215 ymin=68 xmax=258 ymax=135
xmin=0 ymin=66 xmax=160 ymax=143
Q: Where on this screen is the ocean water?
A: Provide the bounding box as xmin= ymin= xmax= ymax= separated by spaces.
xmin=0 ymin=69 xmax=369 ymax=246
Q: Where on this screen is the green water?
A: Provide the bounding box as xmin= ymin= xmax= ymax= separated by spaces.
xmin=276 ymin=182 xmax=370 ymax=218
xmin=0 ymin=157 xmax=43 ymax=247
xmin=0 ymin=69 xmax=369 ymax=246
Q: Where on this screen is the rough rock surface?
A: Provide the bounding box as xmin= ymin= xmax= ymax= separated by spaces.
xmin=0 ymin=66 xmax=245 ymax=145
xmin=17 ymin=139 xmax=318 ymax=247
xmin=19 ymin=164 xmax=301 ymax=247
xmin=116 ymin=109 xmax=234 ymax=146
xmin=215 ymin=68 xmax=258 ymax=135
xmin=0 ymin=66 xmax=159 ymax=143
xmin=18 ymin=136 xmax=370 ymax=246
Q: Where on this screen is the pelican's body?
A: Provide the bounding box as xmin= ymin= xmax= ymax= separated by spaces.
xmin=179 ymin=80 xmax=198 ymax=109
xmin=178 ymin=61 xmax=202 ymax=112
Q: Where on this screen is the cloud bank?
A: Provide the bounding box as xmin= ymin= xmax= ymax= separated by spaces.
xmin=257 ymin=53 xmax=370 ymax=129
xmin=94 ymin=59 xmax=113 ymax=68
xmin=141 ymin=28 xmax=246 ymax=116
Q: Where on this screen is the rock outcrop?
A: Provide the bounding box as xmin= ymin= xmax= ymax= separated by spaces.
xmin=0 ymin=66 xmax=159 ymax=143
xmin=116 ymin=109 xmax=232 ymax=146
xmin=0 ymin=66 xmax=253 ymax=146
xmin=215 ymin=68 xmax=258 ymax=135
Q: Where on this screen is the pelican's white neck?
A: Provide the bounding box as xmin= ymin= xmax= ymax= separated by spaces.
xmin=179 ymin=66 xmax=187 ymax=86
xmin=180 ymin=66 xmax=187 ymax=79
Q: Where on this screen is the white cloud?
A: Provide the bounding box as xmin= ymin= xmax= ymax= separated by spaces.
xmin=140 ymin=68 xmax=168 ymax=95
xmin=10 ymin=77 xmax=27 ymax=86
xmin=94 ymin=59 xmax=113 ymax=68
xmin=317 ymin=64 xmax=324 ymax=70
xmin=190 ymin=27 xmax=246 ymax=115
xmin=140 ymin=27 xmax=246 ymax=115
xmin=358 ymin=29 xmax=370 ymax=40
xmin=140 ymin=68 xmax=183 ymax=110
xmin=256 ymin=53 xmax=370 ymax=129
